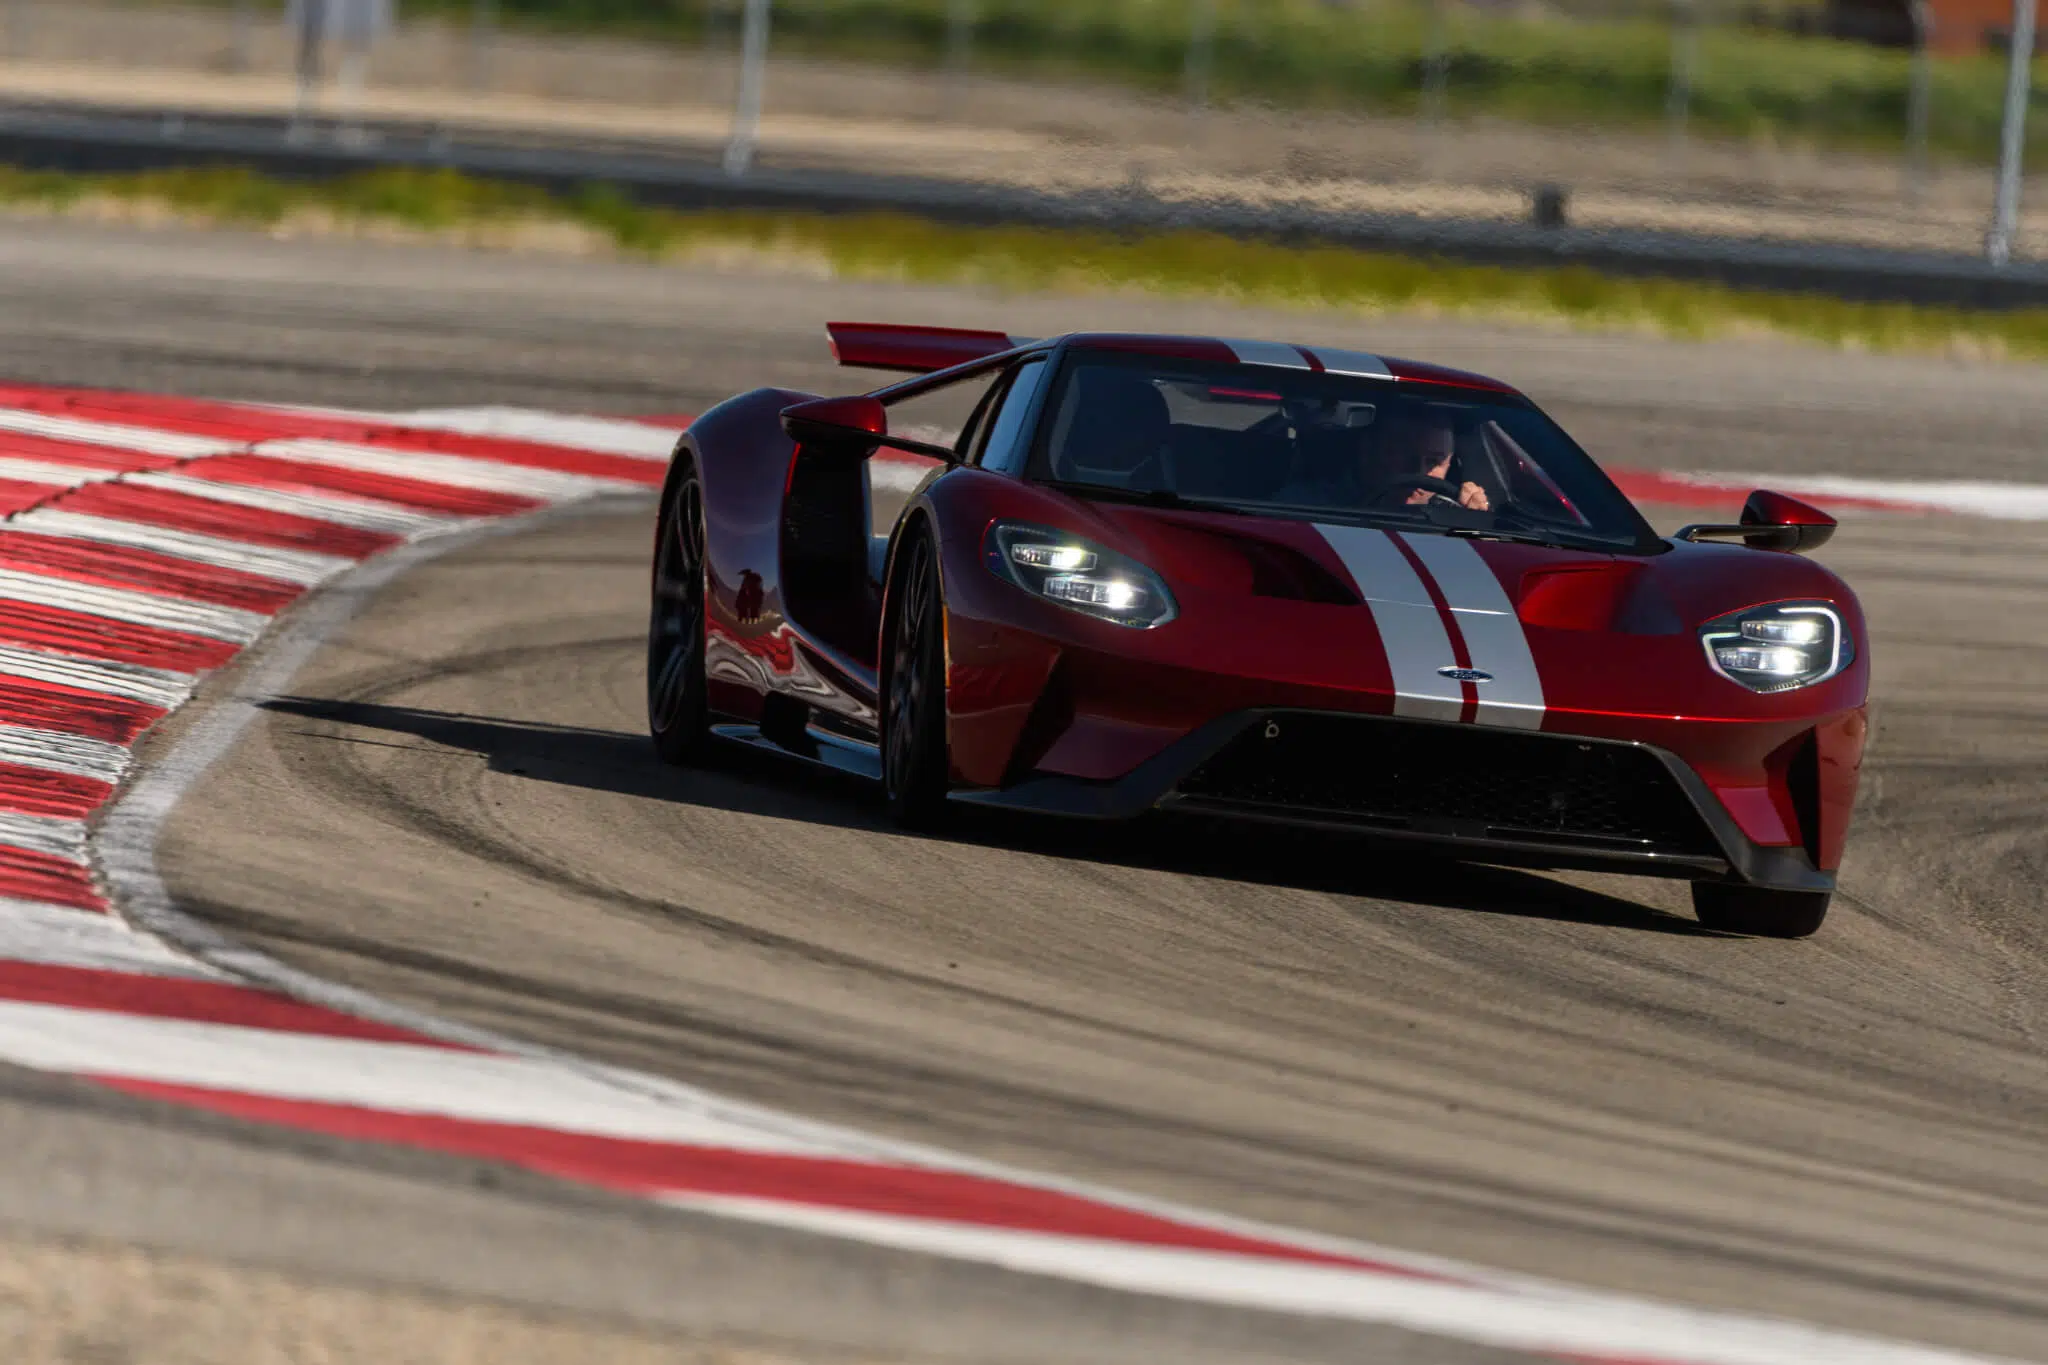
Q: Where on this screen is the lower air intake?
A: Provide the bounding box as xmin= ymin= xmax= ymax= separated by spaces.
xmin=1174 ymin=712 xmax=1720 ymax=856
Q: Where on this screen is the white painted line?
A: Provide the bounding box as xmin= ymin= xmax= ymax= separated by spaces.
xmin=0 ymin=812 xmax=91 ymax=860
xmin=126 ymin=472 xmax=453 ymax=536
xmin=0 ymin=644 xmax=193 ymax=709
xmin=0 ymin=898 xmax=217 ymax=977
xmin=0 ymin=1001 xmax=840 ymax=1152
xmin=0 ymin=567 xmax=268 ymax=643
xmin=253 ymin=438 xmax=618 ymax=498
xmin=0 ymin=457 xmax=122 ymax=487
xmin=0 ymin=410 xmax=231 ymax=459
xmin=1733 ymin=474 xmax=2048 ymax=523
xmin=0 ymin=727 xmax=131 ymax=785
xmin=667 ymin=1197 xmax=2003 ymax=1365
xmin=4 ymin=511 xmax=352 ymax=586
xmin=384 ymin=407 xmax=682 ymax=460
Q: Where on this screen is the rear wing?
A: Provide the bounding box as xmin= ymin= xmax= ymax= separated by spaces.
xmin=826 ymin=321 xmax=1033 ymax=374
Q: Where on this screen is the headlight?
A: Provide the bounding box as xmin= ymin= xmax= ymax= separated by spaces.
xmin=1699 ymin=601 xmax=1851 ymax=693
xmin=984 ymin=521 xmax=1177 ymax=629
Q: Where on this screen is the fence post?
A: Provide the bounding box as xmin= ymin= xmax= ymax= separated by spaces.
xmin=1421 ymin=0 xmax=1448 ymax=128
xmin=1667 ymin=0 xmax=1699 ymax=145
xmin=1986 ymin=0 xmax=2037 ymax=265
xmin=4 ymin=0 xmax=29 ymax=60
xmin=946 ymin=0 xmax=974 ymax=74
xmin=1186 ymin=0 xmax=1218 ymax=112
xmin=944 ymin=0 xmax=974 ymax=110
xmin=469 ymin=0 xmax=497 ymax=91
xmin=1905 ymin=0 xmax=1932 ymax=198
xmin=291 ymin=0 xmax=328 ymax=134
xmin=232 ymin=0 xmax=256 ymax=73
xmin=724 ymin=0 xmax=771 ymax=176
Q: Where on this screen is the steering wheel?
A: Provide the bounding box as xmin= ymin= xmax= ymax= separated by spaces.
xmin=1367 ymin=474 xmax=1464 ymax=508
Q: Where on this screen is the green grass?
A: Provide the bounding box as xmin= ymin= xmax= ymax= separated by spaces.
xmin=209 ymin=0 xmax=2044 ymax=167
xmin=5 ymin=162 xmax=2042 ymax=361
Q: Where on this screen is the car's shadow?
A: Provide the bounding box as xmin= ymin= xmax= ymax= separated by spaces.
xmin=261 ymin=696 xmax=1718 ymax=937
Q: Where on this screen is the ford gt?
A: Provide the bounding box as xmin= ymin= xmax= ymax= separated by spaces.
xmin=647 ymin=323 xmax=1867 ymax=938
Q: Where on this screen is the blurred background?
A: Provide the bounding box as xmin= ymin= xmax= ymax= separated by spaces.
xmin=0 ymin=0 xmax=2035 ymax=265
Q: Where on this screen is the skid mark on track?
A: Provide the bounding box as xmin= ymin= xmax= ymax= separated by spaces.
xmin=216 ymin=590 xmax=2048 ymax=1340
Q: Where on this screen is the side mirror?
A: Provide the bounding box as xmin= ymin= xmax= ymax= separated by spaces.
xmin=1676 ymin=489 xmax=1836 ymax=553
xmin=1739 ymin=489 xmax=1836 ymax=551
xmin=780 ymin=394 xmax=887 ymax=448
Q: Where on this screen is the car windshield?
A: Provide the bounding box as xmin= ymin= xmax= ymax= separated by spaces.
xmin=1025 ymin=351 xmax=1658 ymax=553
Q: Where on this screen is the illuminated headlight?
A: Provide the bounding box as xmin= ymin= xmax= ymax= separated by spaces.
xmin=985 ymin=521 xmax=1177 ymax=628
xmin=1700 ymin=602 xmax=1851 ymax=693
xmin=1009 ymin=543 xmax=1097 ymax=573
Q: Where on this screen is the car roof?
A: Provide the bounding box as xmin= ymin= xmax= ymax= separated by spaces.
xmin=1055 ymin=333 xmax=1522 ymax=397
xmin=823 ymin=320 xmax=1524 ymax=397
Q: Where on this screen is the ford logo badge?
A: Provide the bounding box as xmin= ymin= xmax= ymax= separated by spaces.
xmin=1438 ymin=666 xmax=1494 ymax=683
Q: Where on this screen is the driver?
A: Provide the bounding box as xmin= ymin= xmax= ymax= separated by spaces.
xmin=1375 ymin=413 xmax=1490 ymax=512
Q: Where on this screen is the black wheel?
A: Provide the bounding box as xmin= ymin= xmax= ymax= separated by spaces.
xmin=648 ymin=463 xmax=709 ymax=765
xmin=1690 ymin=882 xmax=1830 ymax=938
xmin=881 ymin=528 xmax=949 ymax=828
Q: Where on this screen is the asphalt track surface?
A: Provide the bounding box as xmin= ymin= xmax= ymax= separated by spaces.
xmin=0 ymin=216 xmax=2045 ymax=1361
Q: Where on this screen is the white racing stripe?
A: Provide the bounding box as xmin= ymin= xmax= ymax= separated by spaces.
xmin=0 ymin=643 xmax=193 ymax=708
xmin=1304 ymin=346 xmax=1394 ymax=379
xmin=0 ymin=1000 xmax=839 ymax=1152
xmin=1396 ymin=534 xmax=1546 ymax=730
xmin=0 ymin=410 xmax=232 ymax=459
xmin=665 ymin=1197 xmax=2001 ymax=1365
xmin=1222 ymin=339 xmax=1313 ymax=370
xmin=382 ymin=407 xmax=682 ymax=460
xmin=0 ymin=457 xmax=123 ymax=487
xmin=0 ymin=567 xmax=268 ymax=643
xmin=4 ymin=511 xmax=352 ymax=586
xmin=127 ymin=471 xmax=452 ymax=535
xmin=253 ymin=438 xmax=617 ymax=498
xmin=1315 ymin=525 xmax=1464 ymax=722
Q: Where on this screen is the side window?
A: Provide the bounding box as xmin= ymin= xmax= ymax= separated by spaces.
xmin=879 ymin=367 xmax=1004 ymax=454
xmin=970 ymin=358 xmax=1051 ymax=474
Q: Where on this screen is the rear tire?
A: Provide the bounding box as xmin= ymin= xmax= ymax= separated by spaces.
xmin=881 ymin=528 xmax=950 ymax=829
xmin=648 ymin=463 xmax=709 ymax=765
xmin=1690 ymin=882 xmax=1830 ymax=938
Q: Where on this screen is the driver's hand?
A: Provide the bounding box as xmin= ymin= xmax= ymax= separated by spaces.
xmin=1458 ymin=482 xmax=1490 ymax=511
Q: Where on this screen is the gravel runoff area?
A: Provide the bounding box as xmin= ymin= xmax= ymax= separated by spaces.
xmin=0 ymin=1234 xmax=840 ymax=1365
xmin=0 ymin=0 xmax=2041 ymax=260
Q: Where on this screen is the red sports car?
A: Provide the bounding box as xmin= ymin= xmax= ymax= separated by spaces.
xmin=648 ymin=322 xmax=1867 ymax=938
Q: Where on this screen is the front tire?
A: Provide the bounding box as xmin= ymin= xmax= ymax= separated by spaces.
xmin=1690 ymin=882 xmax=1830 ymax=938
xmin=881 ymin=528 xmax=949 ymax=828
xmin=648 ymin=463 xmax=709 ymax=765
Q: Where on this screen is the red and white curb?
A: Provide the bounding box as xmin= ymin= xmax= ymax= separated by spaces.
xmin=0 ymin=382 xmax=2010 ymax=1365
xmin=1608 ymin=466 xmax=2048 ymax=520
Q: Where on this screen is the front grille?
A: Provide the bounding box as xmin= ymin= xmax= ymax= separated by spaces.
xmin=1173 ymin=712 xmax=1720 ymax=856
